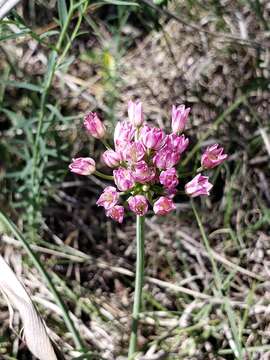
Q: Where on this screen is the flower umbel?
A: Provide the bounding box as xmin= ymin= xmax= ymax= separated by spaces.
xmin=69 ymin=101 xmax=227 ymax=222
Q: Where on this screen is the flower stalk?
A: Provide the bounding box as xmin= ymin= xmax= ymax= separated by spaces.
xmin=128 ymin=215 xmax=145 ymax=358
xmin=69 ymin=100 xmax=228 ymax=356
xmin=94 ymin=170 xmax=114 ymax=181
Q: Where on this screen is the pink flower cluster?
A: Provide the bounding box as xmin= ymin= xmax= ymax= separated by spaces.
xmin=69 ymin=101 xmax=227 ymax=223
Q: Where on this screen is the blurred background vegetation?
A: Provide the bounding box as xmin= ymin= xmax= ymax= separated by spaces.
xmin=0 ymin=0 xmax=269 ymax=359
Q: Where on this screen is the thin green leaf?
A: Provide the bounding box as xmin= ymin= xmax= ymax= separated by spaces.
xmin=57 ymin=0 xmax=68 ymax=27
xmin=39 ymin=30 xmax=60 ymax=40
xmin=192 ymin=201 xmax=243 ymax=359
xmin=46 ymin=104 xmax=79 ymax=122
xmin=4 ymin=80 xmax=43 ymax=92
xmin=100 ymin=0 xmax=138 ymax=6
xmin=73 ymin=0 xmax=90 ymax=10
xmin=0 ymin=66 xmax=10 ymax=103
xmin=0 ymin=30 xmax=30 ymax=41
xmin=44 ymin=51 xmax=57 ymax=89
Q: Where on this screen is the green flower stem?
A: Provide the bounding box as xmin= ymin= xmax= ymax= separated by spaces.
xmin=128 ymin=215 xmax=145 ymax=358
xmin=94 ymin=170 xmax=114 ymax=181
xmin=101 ymin=139 xmax=112 ymax=150
xmin=0 ymin=211 xmax=85 ymax=352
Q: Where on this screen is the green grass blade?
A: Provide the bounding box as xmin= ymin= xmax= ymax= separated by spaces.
xmin=57 ymin=0 xmax=68 ymax=27
xmin=4 ymin=80 xmax=43 ymax=92
xmin=101 ymin=0 xmax=138 ymax=5
xmin=191 ymin=200 xmax=243 ymax=359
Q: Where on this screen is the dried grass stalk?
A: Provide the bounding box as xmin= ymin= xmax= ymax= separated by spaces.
xmin=0 ymin=255 xmax=59 ymax=360
xmin=0 ymin=0 xmax=21 ymax=19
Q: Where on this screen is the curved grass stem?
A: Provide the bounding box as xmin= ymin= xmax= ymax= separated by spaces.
xmin=0 ymin=211 xmax=85 ymax=352
xmin=128 ymin=215 xmax=145 ymax=358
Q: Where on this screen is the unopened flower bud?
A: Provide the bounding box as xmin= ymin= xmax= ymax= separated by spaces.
xmin=102 ymin=150 xmax=121 ymax=168
xmin=69 ymin=157 xmax=95 ymax=175
xmin=128 ymin=100 xmax=144 ymax=127
xmin=171 ymin=104 xmax=190 ymax=134
xmin=84 ymin=112 xmax=106 ymax=139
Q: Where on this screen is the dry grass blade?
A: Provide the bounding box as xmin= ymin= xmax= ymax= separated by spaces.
xmin=0 ymin=255 xmax=60 ymax=360
xmin=259 ymin=128 xmax=270 ymax=158
xmin=0 ymin=0 xmax=21 ymax=19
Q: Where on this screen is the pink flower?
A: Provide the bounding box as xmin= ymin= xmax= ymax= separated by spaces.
xmin=128 ymin=100 xmax=144 ymax=127
xmin=128 ymin=195 xmax=148 ymax=216
xmin=171 ymin=105 xmax=190 ymax=134
xmin=159 ymin=168 xmax=179 ymax=189
xmin=114 ymin=142 xmax=130 ymax=161
xmin=113 ymin=167 xmax=135 ymax=191
xmin=133 ymin=161 xmax=156 ymax=184
xmin=69 ymin=157 xmax=95 ymax=175
xmin=114 ymin=121 xmax=135 ymax=151
xmin=96 ymin=186 xmax=119 ymax=209
xmin=106 ymin=205 xmax=124 ymax=223
xmin=165 ymin=134 xmax=189 ymax=154
xmin=125 ymin=141 xmax=146 ymax=163
xmin=84 ymin=112 xmax=106 ymax=139
xmin=153 ymin=148 xmax=180 ymax=169
xmin=102 ymin=150 xmax=121 ymax=168
xmin=185 ymin=173 xmax=213 ymax=197
xmin=201 ymin=144 xmax=228 ymax=169
xmin=153 ymin=196 xmax=176 ymax=215
xmin=141 ymin=126 xmax=165 ymax=150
